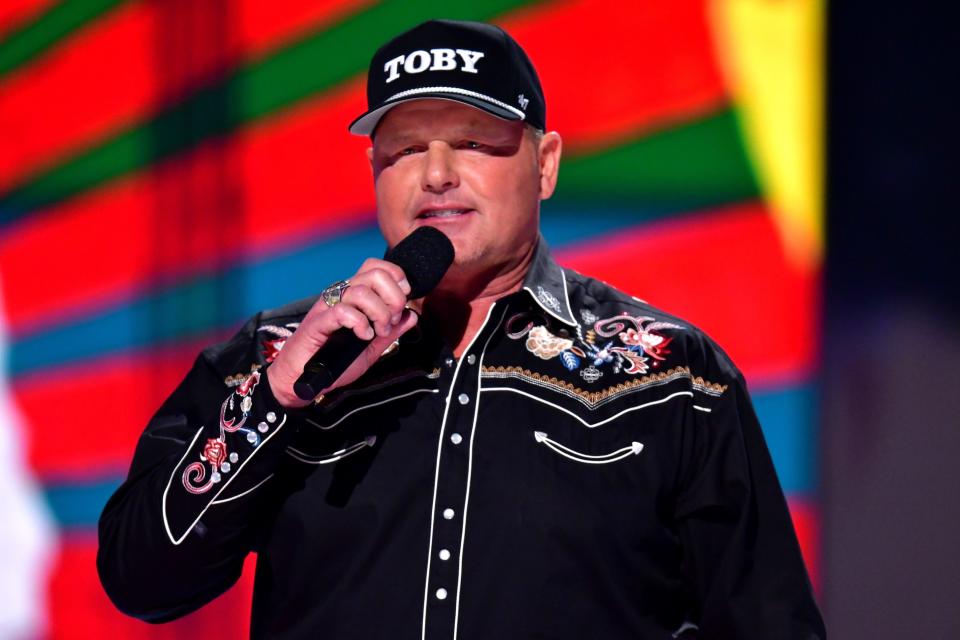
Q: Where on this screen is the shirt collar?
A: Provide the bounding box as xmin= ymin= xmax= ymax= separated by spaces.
xmin=520 ymin=235 xmax=577 ymax=327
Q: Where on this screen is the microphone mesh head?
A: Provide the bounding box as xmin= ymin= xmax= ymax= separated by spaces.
xmin=384 ymin=227 xmax=455 ymax=298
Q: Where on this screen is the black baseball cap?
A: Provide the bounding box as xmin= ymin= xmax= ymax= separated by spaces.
xmin=349 ymin=19 xmax=546 ymax=136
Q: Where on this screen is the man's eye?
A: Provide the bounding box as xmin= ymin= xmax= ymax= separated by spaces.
xmin=400 ymin=147 xmax=417 ymax=156
xmin=463 ymin=141 xmax=482 ymax=150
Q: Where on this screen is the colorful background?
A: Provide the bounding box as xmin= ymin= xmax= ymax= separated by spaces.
xmin=0 ymin=0 xmax=825 ymax=636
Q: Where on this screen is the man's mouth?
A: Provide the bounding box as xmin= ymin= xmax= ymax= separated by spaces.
xmin=418 ymin=208 xmax=472 ymax=219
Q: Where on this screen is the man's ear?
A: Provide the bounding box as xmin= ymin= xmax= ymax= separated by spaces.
xmin=538 ymin=132 xmax=562 ymax=200
xmin=366 ymin=146 xmax=375 ymax=176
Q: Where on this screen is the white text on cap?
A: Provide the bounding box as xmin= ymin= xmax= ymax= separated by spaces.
xmin=383 ymin=49 xmax=486 ymax=83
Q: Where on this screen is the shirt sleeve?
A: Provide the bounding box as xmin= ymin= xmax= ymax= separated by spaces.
xmin=674 ymin=372 xmax=826 ymax=639
xmin=97 ymin=316 xmax=300 ymax=622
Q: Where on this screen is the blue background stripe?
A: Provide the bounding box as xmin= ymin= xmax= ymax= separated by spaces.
xmin=10 ymin=204 xmax=690 ymax=377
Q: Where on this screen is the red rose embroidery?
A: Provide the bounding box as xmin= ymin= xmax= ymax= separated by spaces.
xmin=203 ymin=439 xmax=227 ymax=467
xmin=262 ymin=338 xmax=286 ymax=363
xmin=238 ymin=370 xmax=260 ymax=396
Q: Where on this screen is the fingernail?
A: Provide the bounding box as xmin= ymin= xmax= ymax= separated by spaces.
xmin=398 ymin=278 xmax=410 ymax=293
xmin=391 ymin=314 xmax=401 ymax=325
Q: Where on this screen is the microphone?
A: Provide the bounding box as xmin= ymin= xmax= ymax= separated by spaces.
xmin=293 ymin=226 xmax=455 ymax=401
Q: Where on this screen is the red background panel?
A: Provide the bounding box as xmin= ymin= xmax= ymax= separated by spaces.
xmin=504 ymin=0 xmax=727 ymax=150
xmin=0 ymin=0 xmax=54 ymax=38
xmin=49 ymin=534 xmax=255 ymax=638
xmin=15 ymin=341 xmax=207 ymax=477
xmin=0 ymin=0 xmax=369 ymax=194
xmin=0 ymin=2 xmax=159 ymax=192
xmin=557 ymin=202 xmax=819 ymax=387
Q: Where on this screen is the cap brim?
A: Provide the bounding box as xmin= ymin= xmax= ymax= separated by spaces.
xmin=348 ymin=90 xmax=525 ymax=136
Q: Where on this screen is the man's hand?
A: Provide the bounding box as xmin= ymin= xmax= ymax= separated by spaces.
xmin=267 ymin=258 xmax=418 ymax=408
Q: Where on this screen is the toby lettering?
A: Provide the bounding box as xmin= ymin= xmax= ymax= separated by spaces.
xmin=384 ymin=48 xmax=485 ymax=83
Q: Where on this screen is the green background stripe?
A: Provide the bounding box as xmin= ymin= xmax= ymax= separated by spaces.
xmin=0 ymin=0 xmax=127 ymax=79
xmin=0 ymin=104 xmax=757 ymax=230
xmin=0 ymin=0 xmax=545 ymax=224
xmin=3 ymin=109 xmax=761 ymax=232
xmin=555 ymin=109 xmax=760 ymax=208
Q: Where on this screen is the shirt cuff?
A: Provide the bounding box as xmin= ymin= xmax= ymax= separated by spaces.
xmin=161 ymin=369 xmax=295 ymax=545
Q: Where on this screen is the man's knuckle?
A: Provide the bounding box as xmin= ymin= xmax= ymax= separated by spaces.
xmin=346 ymin=284 xmax=369 ymax=300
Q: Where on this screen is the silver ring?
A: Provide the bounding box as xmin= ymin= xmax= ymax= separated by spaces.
xmin=321 ymin=279 xmax=351 ymax=307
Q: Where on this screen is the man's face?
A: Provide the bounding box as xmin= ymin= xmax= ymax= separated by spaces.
xmin=369 ymin=100 xmax=561 ymax=285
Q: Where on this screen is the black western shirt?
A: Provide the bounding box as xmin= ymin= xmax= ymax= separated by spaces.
xmin=98 ymin=238 xmax=825 ymax=639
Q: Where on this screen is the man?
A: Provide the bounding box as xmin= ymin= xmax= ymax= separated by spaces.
xmin=98 ymin=19 xmax=825 ymax=639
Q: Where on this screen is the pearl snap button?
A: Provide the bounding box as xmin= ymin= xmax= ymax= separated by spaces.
xmin=458 ymin=393 xmax=469 ymax=405
xmin=443 ymin=508 xmax=455 ymax=520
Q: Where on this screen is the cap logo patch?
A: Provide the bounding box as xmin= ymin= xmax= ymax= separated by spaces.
xmin=518 ymin=93 xmax=529 ymax=110
xmin=384 ymin=48 xmax=486 ymax=83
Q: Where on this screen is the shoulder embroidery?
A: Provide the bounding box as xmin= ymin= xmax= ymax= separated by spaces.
xmin=258 ymin=322 xmax=300 ymax=363
xmin=508 ymin=311 xmax=683 ymax=381
xmin=225 ymin=363 xmax=262 ymax=388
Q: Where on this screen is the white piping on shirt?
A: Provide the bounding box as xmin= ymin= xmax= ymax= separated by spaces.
xmin=161 ymin=413 xmax=288 ymax=545
xmin=453 ymin=307 xmax=509 ymax=640
xmin=559 ymin=268 xmax=576 ymax=326
xmin=521 ymin=268 xmax=576 ymax=326
xmin=285 ymin=435 xmax=376 ymax=464
xmin=533 ymin=431 xmax=643 ymax=465
xmin=420 ymin=303 xmax=500 ymax=640
xmin=673 ymin=621 xmax=700 ymax=637
xmin=306 ymin=388 xmax=439 ymax=430
xmin=479 ymin=388 xmax=694 ymax=428
xmin=210 ymin=474 xmax=274 ymax=505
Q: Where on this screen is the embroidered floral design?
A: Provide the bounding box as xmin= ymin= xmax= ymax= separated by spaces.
xmin=619 ymin=328 xmax=672 ymax=361
xmin=224 ymin=363 xmax=262 ymax=388
xmin=258 ymin=323 xmax=299 ymax=363
xmin=580 ymin=308 xmax=598 ymax=325
xmin=580 ymin=366 xmax=603 ymax=383
xmin=508 ymin=311 xmax=683 ymax=382
xmin=526 ymin=325 xmax=574 ymax=359
xmin=183 ymin=370 xmax=264 ymax=495
xmin=203 ymin=439 xmax=227 ymax=467
xmin=536 ymin=286 xmax=562 ymax=314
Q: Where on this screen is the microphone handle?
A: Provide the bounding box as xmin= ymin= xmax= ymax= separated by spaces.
xmin=292 ymin=327 xmax=372 ymax=401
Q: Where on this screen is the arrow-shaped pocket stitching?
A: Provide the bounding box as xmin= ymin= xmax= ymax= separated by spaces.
xmin=533 ymin=431 xmax=643 ymax=465
xmin=286 ymin=435 xmax=377 ymax=465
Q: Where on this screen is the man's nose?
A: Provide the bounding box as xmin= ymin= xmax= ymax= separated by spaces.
xmin=421 ymin=142 xmax=459 ymax=193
